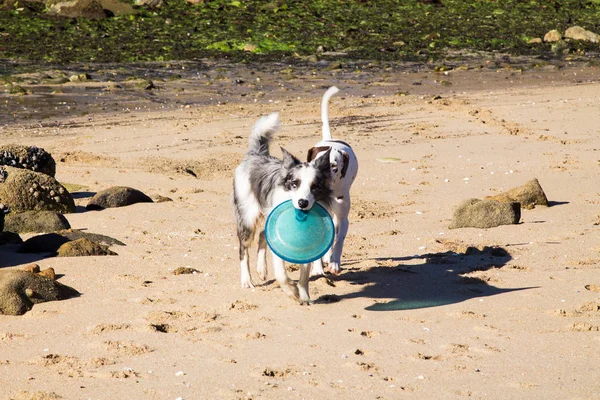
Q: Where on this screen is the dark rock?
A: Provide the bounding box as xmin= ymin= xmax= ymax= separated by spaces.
xmin=18 ymin=229 xmax=124 ymax=254
xmin=4 ymin=211 xmax=71 ymax=234
xmin=0 ymin=231 xmax=22 ymax=245
xmin=18 ymin=233 xmax=71 ymax=253
xmin=0 ymin=203 xmax=5 ymax=232
xmin=0 ymin=144 xmax=56 ymax=177
xmin=0 ymin=267 xmax=79 ymax=315
xmin=0 ymin=166 xmax=75 ymax=214
xmin=449 ymin=198 xmax=521 ymax=229
xmin=86 ymin=186 xmax=153 ymax=210
xmin=56 ymin=237 xmax=117 ymax=257
xmin=57 ymin=229 xmax=125 ymax=246
xmin=485 ymin=178 xmax=548 ymax=210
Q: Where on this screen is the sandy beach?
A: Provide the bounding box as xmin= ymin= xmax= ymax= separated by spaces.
xmin=1 ymin=61 xmax=599 ymax=399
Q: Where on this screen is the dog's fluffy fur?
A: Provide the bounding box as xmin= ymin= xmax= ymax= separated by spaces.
xmin=307 ymin=86 xmax=359 ymax=275
xmin=233 ymin=112 xmax=332 ymax=303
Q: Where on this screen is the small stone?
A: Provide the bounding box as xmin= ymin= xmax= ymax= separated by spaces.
xmin=543 ymin=29 xmax=562 ymax=42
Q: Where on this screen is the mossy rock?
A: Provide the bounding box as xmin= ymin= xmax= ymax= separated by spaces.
xmin=449 ymin=199 xmax=521 ymax=229
xmin=4 ymin=211 xmax=71 ymax=234
xmin=0 ymin=166 xmax=75 ymax=214
xmin=56 ymin=237 xmax=117 ymax=257
xmin=0 ymin=144 xmax=56 ymax=177
xmin=86 ymin=186 xmax=153 ymax=210
xmin=0 ymin=266 xmax=79 ymax=315
xmin=485 ymin=178 xmax=548 ymax=210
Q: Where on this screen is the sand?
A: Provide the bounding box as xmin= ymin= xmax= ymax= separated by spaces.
xmin=1 ymin=62 xmax=599 ymax=399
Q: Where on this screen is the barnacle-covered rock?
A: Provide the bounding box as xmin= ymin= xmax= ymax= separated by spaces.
xmin=0 ymin=166 xmax=75 ymax=214
xmin=0 ymin=145 xmax=56 ymax=177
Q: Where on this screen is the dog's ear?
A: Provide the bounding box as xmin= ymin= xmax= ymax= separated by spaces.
xmin=306 ymin=146 xmax=331 ymax=162
xmin=280 ymin=147 xmax=301 ymax=169
xmin=340 ymin=151 xmax=350 ymax=178
xmin=312 ymin=147 xmax=332 ymax=172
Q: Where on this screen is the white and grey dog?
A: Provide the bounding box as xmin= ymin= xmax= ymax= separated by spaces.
xmin=233 ymin=112 xmax=333 ymax=304
xmin=307 ymin=86 xmax=359 ymax=275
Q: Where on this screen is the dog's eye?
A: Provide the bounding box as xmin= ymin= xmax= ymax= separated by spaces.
xmin=291 ymin=180 xmax=299 ymax=189
xmin=311 ymin=184 xmax=321 ymax=194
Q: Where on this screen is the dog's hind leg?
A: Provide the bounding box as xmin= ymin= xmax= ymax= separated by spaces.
xmin=256 ymin=231 xmax=268 ymax=281
xmin=311 ymin=258 xmax=326 ymax=276
xmin=328 ymin=216 xmax=348 ymax=274
xmin=297 ymin=263 xmax=312 ymax=305
xmin=271 ymin=254 xmax=300 ymax=301
xmin=236 ymin=219 xmax=255 ymax=288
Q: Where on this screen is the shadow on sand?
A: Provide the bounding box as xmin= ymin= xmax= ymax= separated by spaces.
xmin=321 ymin=244 xmax=536 ymax=311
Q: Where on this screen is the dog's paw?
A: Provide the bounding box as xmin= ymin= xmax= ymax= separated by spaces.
xmin=327 ymin=262 xmax=341 ymax=275
xmin=297 ymin=283 xmax=312 ymax=305
xmin=280 ymin=280 xmax=300 ymax=300
xmin=241 ymin=277 xmax=255 ymax=289
xmin=311 ymin=260 xmax=325 ymax=276
xmin=256 ymin=262 xmax=267 ymax=281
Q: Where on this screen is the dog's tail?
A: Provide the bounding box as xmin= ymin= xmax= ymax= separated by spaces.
xmin=321 ymin=86 xmax=339 ymax=140
xmin=248 ymin=112 xmax=280 ymax=156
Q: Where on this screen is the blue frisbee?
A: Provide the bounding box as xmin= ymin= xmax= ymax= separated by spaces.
xmin=265 ymin=200 xmax=334 ymax=264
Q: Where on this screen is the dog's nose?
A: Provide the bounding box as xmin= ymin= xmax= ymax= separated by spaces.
xmin=298 ymin=199 xmax=309 ymax=209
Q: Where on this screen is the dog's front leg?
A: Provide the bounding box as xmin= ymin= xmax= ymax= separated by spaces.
xmin=256 ymin=231 xmax=268 ymax=281
xmin=297 ymin=263 xmax=312 ymax=305
xmin=271 ymin=253 xmax=300 ymax=301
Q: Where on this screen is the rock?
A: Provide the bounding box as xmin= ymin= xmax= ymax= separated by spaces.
xmin=4 ymin=211 xmax=71 ymax=234
xmin=57 ymin=229 xmax=125 ymax=246
xmin=19 ymin=229 xmax=124 ymax=254
xmin=565 ymin=26 xmax=599 ymax=43
xmin=0 ymin=266 xmax=79 ymax=315
xmin=0 ymin=231 xmax=22 ymax=245
xmin=98 ymin=0 xmax=136 ymax=16
xmin=56 ymin=237 xmax=117 ymax=257
xmin=172 ymin=266 xmax=200 ymax=275
xmin=543 ymin=29 xmax=562 ymax=42
xmin=69 ymin=73 xmax=92 ymax=82
xmin=449 ymin=199 xmax=521 ymax=229
xmin=47 ymin=0 xmax=107 ymax=19
xmin=135 ymin=0 xmax=163 ymax=8
xmin=0 ymin=144 xmax=56 ymax=177
xmin=0 ymin=203 xmax=6 ymax=231
xmin=18 ymin=233 xmax=71 ymax=254
xmin=0 ymin=166 xmax=75 ymax=214
xmin=527 ymin=38 xmax=542 ymax=44
xmin=86 ymin=186 xmax=153 ymax=210
xmin=485 ymin=178 xmax=548 ymax=210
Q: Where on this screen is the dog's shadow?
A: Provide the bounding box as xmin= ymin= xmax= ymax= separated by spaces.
xmin=320 ymin=244 xmax=536 ymax=311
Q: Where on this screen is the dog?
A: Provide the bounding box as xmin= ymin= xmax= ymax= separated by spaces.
xmin=307 ymin=86 xmax=358 ymax=275
xmin=233 ymin=112 xmax=333 ymax=304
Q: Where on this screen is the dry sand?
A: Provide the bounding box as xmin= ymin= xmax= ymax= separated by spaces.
xmin=1 ymin=62 xmax=599 ymax=399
